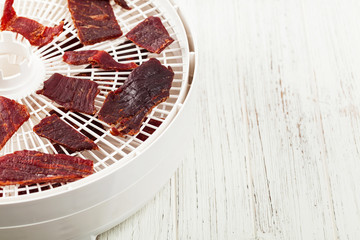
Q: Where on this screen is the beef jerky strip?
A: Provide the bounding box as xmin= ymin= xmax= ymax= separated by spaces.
xmin=0 ymin=0 xmax=63 ymax=46
xmin=34 ymin=114 xmax=98 ymax=152
xmin=114 ymin=0 xmax=131 ymax=10
xmin=0 ymin=96 xmax=30 ymax=151
xmin=98 ymin=58 xmax=174 ymax=136
xmin=0 ymin=150 xmax=93 ymax=186
xmin=67 ymin=0 xmax=122 ymax=45
xmin=63 ymin=50 xmax=137 ymax=71
xmin=37 ymin=73 xmax=99 ymax=115
xmin=49 ymin=108 xmax=106 ymax=142
xmin=126 ymin=16 xmax=174 ymax=54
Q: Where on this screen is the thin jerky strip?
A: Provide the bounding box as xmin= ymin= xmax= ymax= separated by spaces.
xmin=37 ymin=73 xmax=99 ymax=115
xmin=0 ymin=0 xmax=63 ymax=46
xmin=126 ymin=16 xmax=174 ymax=54
xmin=67 ymin=0 xmax=122 ymax=45
xmin=34 ymin=114 xmax=98 ymax=152
xmin=0 ymin=96 xmax=30 ymax=151
xmin=114 ymin=0 xmax=131 ymax=10
xmin=49 ymin=107 xmax=106 ymax=142
xmin=63 ymin=50 xmax=137 ymax=70
xmin=98 ymin=58 xmax=174 ymax=136
xmin=0 ymin=150 xmax=93 ymax=186
xmin=63 ymin=50 xmax=98 ymax=65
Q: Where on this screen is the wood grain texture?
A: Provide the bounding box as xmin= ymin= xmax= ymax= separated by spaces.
xmin=98 ymin=0 xmax=360 ymax=239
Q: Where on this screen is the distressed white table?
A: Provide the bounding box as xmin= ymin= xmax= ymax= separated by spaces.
xmin=98 ymin=0 xmax=360 ymax=239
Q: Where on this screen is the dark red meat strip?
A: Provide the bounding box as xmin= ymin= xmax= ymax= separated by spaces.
xmin=63 ymin=50 xmax=98 ymax=65
xmin=0 ymin=96 xmax=30 ymax=151
xmin=63 ymin=50 xmax=137 ymax=71
xmin=114 ymin=0 xmax=131 ymax=10
xmin=126 ymin=16 xmax=174 ymax=54
xmin=0 ymin=150 xmax=93 ymax=186
xmin=0 ymin=0 xmax=63 ymax=46
xmin=49 ymin=108 xmax=106 ymax=142
xmin=67 ymin=0 xmax=122 ymax=45
xmin=89 ymin=51 xmax=138 ymax=70
xmin=98 ymin=58 xmax=174 ymax=136
xmin=36 ymin=73 xmax=99 ymax=115
xmin=34 ymin=114 xmax=98 ymax=152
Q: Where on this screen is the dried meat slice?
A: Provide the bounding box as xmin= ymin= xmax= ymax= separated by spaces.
xmin=114 ymin=0 xmax=131 ymax=10
xmin=63 ymin=50 xmax=98 ymax=65
xmin=89 ymin=50 xmax=138 ymax=70
xmin=98 ymin=58 xmax=174 ymax=136
xmin=67 ymin=0 xmax=122 ymax=45
xmin=63 ymin=50 xmax=137 ymax=71
xmin=0 ymin=150 xmax=93 ymax=186
xmin=126 ymin=16 xmax=174 ymax=54
xmin=34 ymin=114 xmax=98 ymax=152
xmin=49 ymin=108 xmax=106 ymax=142
xmin=0 ymin=96 xmax=30 ymax=151
xmin=0 ymin=0 xmax=63 ymax=46
xmin=36 ymin=73 xmax=99 ymax=115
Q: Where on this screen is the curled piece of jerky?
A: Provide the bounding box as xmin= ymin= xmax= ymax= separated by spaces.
xmin=98 ymin=58 xmax=174 ymax=136
xmin=0 ymin=96 xmax=30 ymax=151
xmin=0 ymin=150 xmax=93 ymax=186
xmin=34 ymin=114 xmax=98 ymax=152
xmin=0 ymin=0 xmax=63 ymax=46
xmin=37 ymin=73 xmax=99 ymax=115
xmin=67 ymin=0 xmax=123 ymax=45
xmin=114 ymin=0 xmax=131 ymax=10
xmin=63 ymin=50 xmax=98 ymax=65
xmin=126 ymin=16 xmax=174 ymax=54
xmin=63 ymin=50 xmax=137 ymax=71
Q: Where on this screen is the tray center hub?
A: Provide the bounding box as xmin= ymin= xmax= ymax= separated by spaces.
xmin=0 ymin=32 xmax=45 ymax=99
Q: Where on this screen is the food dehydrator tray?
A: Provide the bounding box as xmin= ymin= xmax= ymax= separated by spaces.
xmin=0 ymin=0 xmax=196 ymax=239
xmin=0 ymin=0 xmax=190 ymax=198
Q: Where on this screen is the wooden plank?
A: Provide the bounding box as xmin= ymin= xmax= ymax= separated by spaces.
xmin=173 ymin=0 xmax=256 ymax=239
xmin=236 ymin=1 xmax=336 ymax=239
xmin=300 ymin=0 xmax=360 ymax=239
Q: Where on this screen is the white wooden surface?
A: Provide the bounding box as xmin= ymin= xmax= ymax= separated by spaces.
xmin=98 ymin=0 xmax=360 ymax=239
